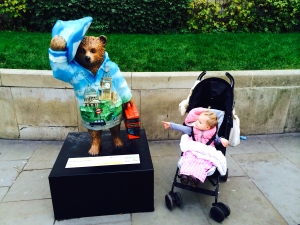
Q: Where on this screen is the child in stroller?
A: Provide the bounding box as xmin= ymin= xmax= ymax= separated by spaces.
xmin=164 ymin=71 xmax=234 ymax=223
xmin=162 ymin=107 xmax=228 ymax=187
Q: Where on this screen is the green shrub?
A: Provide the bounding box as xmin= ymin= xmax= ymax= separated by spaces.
xmin=250 ymin=0 xmax=300 ymax=32
xmin=221 ymin=0 xmax=255 ymax=32
xmin=25 ymin=0 xmax=190 ymax=33
xmin=186 ymin=0 xmax=255 ymax=33
xmin=187 ymin=0 xmax=223 ymax=33
xmin=0 ymin=0 xmax=27 ymax=30
xmin=2 ymin=0 xmax=299 ymax=33
xmin=187 ymin=0 xmax=300 ymax=33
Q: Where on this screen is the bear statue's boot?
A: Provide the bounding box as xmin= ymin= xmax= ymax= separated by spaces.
xmin=88 ymin=129 xmax=102 ymax=156
xmin=110 ymin=123 xmax=124 ymax=148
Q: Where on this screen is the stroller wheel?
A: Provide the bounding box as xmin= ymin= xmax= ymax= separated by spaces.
xmin=220 ymin=168 xmax=229 ymax=182
xmin=217 ymin=202 xmax=231 ymax=217
xmin=174 ymin=192 xmax=182 ymax=207
xmin=210 ymin=205 xmax=225 ymax=223
xmin=165 ymin=194 xmax=174 ymax=210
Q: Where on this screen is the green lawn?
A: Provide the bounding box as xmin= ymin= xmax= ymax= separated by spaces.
xmin=0 ymin=31 xmax=299 ymax=71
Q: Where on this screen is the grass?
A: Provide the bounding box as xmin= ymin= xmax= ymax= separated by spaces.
xmin=0 ymin=31 xmax=300 ymax=71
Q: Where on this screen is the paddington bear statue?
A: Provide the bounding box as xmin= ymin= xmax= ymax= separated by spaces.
xmin=48 ymin=17 xmax=133 ymax=156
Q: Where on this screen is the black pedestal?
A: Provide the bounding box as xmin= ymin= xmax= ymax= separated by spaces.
xmin=48 ymin=129 xmax=154 ymax=220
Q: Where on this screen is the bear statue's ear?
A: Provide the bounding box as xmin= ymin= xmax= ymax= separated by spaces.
xmin=99 ymin=35 xmax=108 ymax=46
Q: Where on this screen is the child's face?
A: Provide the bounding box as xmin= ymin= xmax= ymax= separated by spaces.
xmin=194 ymin=114 xmax=210 ymax=131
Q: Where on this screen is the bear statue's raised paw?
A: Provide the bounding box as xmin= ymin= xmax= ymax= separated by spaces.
xmin=50 ymin=35 xmax=67 ymax=51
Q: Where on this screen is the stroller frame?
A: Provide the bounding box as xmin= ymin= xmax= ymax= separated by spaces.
xmin=165 ymin=71 xmax=235 ymax=223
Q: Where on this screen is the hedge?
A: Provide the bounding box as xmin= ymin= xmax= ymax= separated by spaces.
xmin=1 ymin=0 xmax=300 ymax=33
xmin=187 ymin=0 xmax=300 ymax=33
xmin=24 ymin=0 xmax=190 ymax=33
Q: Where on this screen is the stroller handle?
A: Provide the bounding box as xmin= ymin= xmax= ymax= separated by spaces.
xmin=197 ymin=71 xmax=235 ymax=89
xmin=225 ymin=72 xmax=235 ymax=89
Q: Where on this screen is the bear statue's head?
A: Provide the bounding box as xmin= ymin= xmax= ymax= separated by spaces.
xmin=75 ymin=35 xmax=108 ymax=76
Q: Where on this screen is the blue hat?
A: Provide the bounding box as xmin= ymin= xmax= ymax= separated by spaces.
xmin=52 ymin=17 xmax=93 ymax=62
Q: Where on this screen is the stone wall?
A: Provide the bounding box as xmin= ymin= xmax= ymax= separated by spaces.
xmin=0 ymin=69 xmax=299 ymax=140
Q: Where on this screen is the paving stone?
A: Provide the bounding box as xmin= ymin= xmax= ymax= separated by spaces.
xmin=0 ymin=160 xmax=26 ymax=186
xmin=3 ymin=169 xmax=51 ymax=202
xmin=196 ymin=177 xmax=287 ymax=225
xmin=132 ymin=155 xmax=210 ymax=225
xmin=262 ymin=133 xmax=300 ymax=168
xmin=148 ymin=140 xmax=181 ymax=157
xmin=227 ymin=135 xmax=277 ymax=154
xmin=54 ymin=214 xmax=131 ymax=225
xmin=0 ymin=134 xmax=298 ymax=225
xmin=0 ymin=199 xmax=54 ymax=225
xmin=225 ymin=152 xmax=246 ymax=177
xmin=0 ymin=140 xmax=36 ymax=161
xmin=0 ymin=187 xmax=9 ymax=201
xmin=233 ymin=152 xmax=300 ymax=225
xmin=153 ymin=155 xmax=181 ymax=194
xmin=24 ymin=141 xmax=62 ymax=170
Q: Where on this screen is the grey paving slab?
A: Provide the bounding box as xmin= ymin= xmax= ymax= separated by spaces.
xmin=0 ymin=160 xmax=26 ymax=186
xmin=54 ymin=214 xmax=131 ymax=225
xmin=0 ymin=187 xmax=9 ymax=201
xmin=233 ymin=152 xmax=300 ymax=225
xmin=225 ymin=152 xmax=246 ymax=177
xmin=152 ymin=155 xmax=179 ymax=191
xmin=132 ymin=155 xmax=210 ymax=225
xmin=0 ymin=133 xmax=298 ymax=225
xmin=0 ymin=139 xmax=38 ymax=161
xmin=227 ymin=135 xmax=277 ymax=154
xmin=24 ymin=141 xmax=62 ymax=170
xmin=0 ymin=199 xmax=54 ymax=225
xmin=0 ymin=139 xmax=44 ymax=161
xmin=3 ymin=169 xmax=51 ymax=202
xmin=262 ymin=133 xmax=300 ymax=168
xmin=195 ymin=177 xmax=287 ymax=225
xmin=148 ymin=140 xmax=181 ymax=157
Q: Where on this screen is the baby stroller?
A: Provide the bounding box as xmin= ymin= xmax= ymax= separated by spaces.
xmin=165 ymin=71 xmax=235 ymax=223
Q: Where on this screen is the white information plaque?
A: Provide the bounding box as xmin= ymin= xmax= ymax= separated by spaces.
xmin=65 ymin=154 xmax=140 ymax=168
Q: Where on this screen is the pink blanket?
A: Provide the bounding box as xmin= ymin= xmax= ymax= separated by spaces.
xmin=179 ymin=134 xmax=227 ymax=183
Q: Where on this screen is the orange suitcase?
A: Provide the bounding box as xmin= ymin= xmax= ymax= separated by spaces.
xmin=123 ymin=102 xmax=140 ymax=139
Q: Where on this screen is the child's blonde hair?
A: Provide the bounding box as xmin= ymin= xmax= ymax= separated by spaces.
xmin=202 ymin=110 xmax=218 ymax=128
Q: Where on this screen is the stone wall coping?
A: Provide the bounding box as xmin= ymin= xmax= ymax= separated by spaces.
xmin=1 ymin=69 xmax=300 ymax=89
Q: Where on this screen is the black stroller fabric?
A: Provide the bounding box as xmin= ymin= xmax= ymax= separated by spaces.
xmin=186 ymin=72 xmax=234 ymax=154
xmin=165 ymin=71 xmax=235 ymax=223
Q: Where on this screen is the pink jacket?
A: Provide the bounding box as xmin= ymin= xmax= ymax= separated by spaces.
xmin=184 ymin=107 xmax=216 ymax=147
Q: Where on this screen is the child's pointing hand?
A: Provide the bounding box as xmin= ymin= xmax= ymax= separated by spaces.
xmin=162 ymin=121 xmax=170 ymax=129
